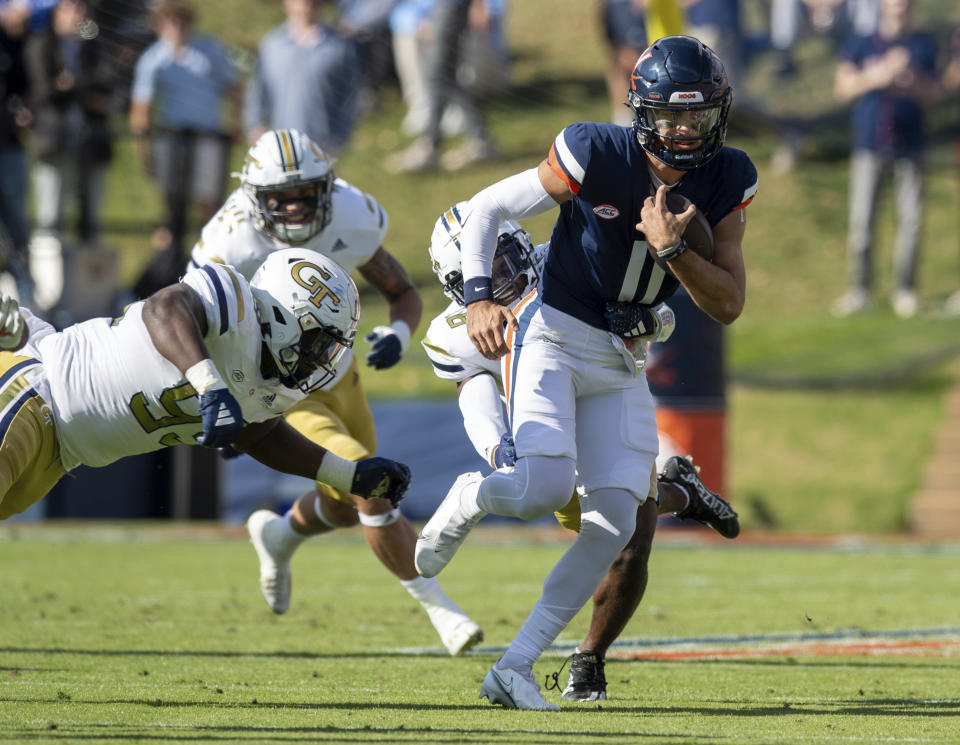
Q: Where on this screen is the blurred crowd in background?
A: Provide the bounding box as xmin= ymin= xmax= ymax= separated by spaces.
xmin=1 ymin=0 xmax=960 ymax=329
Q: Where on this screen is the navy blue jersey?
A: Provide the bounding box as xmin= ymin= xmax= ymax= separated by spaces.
xmin=543 ymin=122 xmax=757 ymax=329
xmin=840 ymin=31 xmax=938 ymax=155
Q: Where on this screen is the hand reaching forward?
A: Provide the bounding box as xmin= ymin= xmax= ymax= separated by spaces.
xmin=352 ymin=457 xmax=412 ymax=507
xmin=0 ymin=295 xmax=26 ymax=352
xmin=197 ymin=388 xmax=245 ymax=448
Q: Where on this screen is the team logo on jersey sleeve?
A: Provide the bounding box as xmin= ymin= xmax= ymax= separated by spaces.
xmin=593 ymin=205 xmax=620 ymax=219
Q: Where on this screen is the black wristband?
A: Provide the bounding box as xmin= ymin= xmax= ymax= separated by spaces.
xmin=655 ymin=238 xmax=688 ymax=262
xmin=464 ymin=277 xmax=493 ymax=305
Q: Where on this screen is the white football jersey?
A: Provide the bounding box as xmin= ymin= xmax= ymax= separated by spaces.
xmin=421 ymin=300 xmax=500 ymax=384
xmin=25 ymin=263 xmax=303 ymax=472
xmin=191 ymin=178 xmax=387 ymax=388
xmin=421 ymin=242 xmax=549 ymax=384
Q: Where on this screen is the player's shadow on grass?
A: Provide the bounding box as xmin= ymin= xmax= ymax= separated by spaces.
xmin=0 ymin=646 xmax=486 ymax=660
xmin=640 ymin=657 xmax=960 ymax=672
xmin=10 ymin=695 xmax=958 ymax=717
xmin=4 ymin=722 xmax=724 ymax=744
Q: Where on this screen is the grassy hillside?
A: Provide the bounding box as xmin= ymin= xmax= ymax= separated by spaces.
xmin=94 ymin=0 xmax=960 ymax=533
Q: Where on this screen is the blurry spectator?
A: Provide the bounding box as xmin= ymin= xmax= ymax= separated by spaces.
xmin=771 ymin=0 xmax=878 ymax=78
xmin=600 ymin=0 xmax=648 ymax=126
xmin=831 ymin=0 xmax=938 ymax=319
xmin=24 ymin=0 xmax=114 ymax=311
xmin=683 ymin=0 xmax=743 ymax=90
xmin=94 ymin=0 xmax=154 ymax=114
xmin=129 ymin=0 xmax=239 ymax=299
xmin=460 ymin=0 xmax=508 ymax=97
xmin=385 ymin=0 xmax=498 ymax=173
xmin=846 ymin=0 xmax=880 ymax=35
xmin=389 ymin=0 xmax=437 ymax=135
xmin=940 ymin=29 xmax=960 ymax=315
xmin=245 ymin=0 xmax=360 ymax=155
xmin=337 ymin=0 xmax=398 ymax=115
xmin=389 ymin=0 xmax=507 ymax=136
xmin=0 ymin=1 xmax=32 ymax=304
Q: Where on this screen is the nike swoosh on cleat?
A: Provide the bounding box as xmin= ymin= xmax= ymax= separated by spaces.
xmin=498 ymin=673 xmax=515 ymax=701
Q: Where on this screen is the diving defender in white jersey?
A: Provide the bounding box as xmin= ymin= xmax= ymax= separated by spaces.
xmin=0 ymin=249 xmax=410 ymax=520
xmin=415 ymin=35 xmax=758 ymax=709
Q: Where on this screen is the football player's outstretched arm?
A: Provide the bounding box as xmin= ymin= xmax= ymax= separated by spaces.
xmin=143 ymin=284 xmax=245 ymax=448
xmin=235 ymin=419 xmax=412 ymax=506
xmin=358 ymin=247 xmax=423 ymax=370
xmin=457 ymin=373 xmax=514 ymax=468
xmin=463 ymin=160 xmax=566 ymax=360
xmin=142 ymin=284 xmax=211 ymax=371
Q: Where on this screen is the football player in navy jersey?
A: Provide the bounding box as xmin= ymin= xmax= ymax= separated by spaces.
xmin=415 ymin=35 xmax=758 ymax=710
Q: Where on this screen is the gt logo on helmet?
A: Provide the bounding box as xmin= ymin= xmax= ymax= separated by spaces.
xmin=291 ymin=260 xmax=341 ymax=310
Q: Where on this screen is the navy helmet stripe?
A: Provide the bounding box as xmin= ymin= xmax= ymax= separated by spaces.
xmin=200 ymin=264 xmax=230 ymax=335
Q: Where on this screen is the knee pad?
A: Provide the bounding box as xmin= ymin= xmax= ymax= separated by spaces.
xmin=514 ymin=456 xmax=577 ymax=520
xmin=578 ymin=489 xmax=640 ymax=556
xmin=358 ymin=508 xmax=401 ymax=528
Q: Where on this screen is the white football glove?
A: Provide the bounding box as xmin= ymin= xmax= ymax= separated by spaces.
xmin=0 ymin=295 xmax=25 ymax=351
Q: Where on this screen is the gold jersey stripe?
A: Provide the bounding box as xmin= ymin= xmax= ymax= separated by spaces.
xmin=223 ymin=266 xmax=245 ymax=323
xmin=421 ymin=339 xmax=453 ymax=358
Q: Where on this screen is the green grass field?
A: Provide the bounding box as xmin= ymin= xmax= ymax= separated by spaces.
xmin=2 ymin=525 xmax=959 ymax=744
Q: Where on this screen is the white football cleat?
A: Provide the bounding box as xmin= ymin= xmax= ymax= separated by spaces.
xmin=432 ymin=613 xmax=484 ymax=656
xmin=246 ymin=510 xmax=293 ymax=614
xmin=415 ymin=471 xmax=485 ymax=578
xmin=481 ymin=663 xmax=560 ymax=711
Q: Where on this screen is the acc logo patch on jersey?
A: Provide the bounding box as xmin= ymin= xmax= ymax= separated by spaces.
xmin=593 ymin=204 xmax=620 ymax=220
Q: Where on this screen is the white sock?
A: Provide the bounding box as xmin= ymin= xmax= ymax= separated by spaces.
xmin=499 ymin=603 xmax=569 ymax=675
xmin=262 ymin=511 xmax=306 ymax=562
xmin=400 ymin=575 xmax=442 ymax=603
xmin=401 ymin=576 xmax=470 ymax=627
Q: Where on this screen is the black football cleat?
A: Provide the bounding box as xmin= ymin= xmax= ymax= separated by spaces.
xmin=548 ymin=652 xmax=607 ymax=702
xmin=660 ymin=455 xmax=740 ymax=539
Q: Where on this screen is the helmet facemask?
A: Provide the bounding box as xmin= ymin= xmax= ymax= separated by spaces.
xmin=630 ymin=90 xmax=730 ymax=170
xmin=429 ymin=202 xmax=539 ymax=307
xmin=249 ymin=177 xmax=333 ymax=244
xmin=491 ymin=229 xmax=538 ymax=306
xmin=272 ymin=316 xmax=355 ymax=393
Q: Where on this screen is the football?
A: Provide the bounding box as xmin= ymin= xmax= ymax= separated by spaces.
xmin=652 ymin=192 xmax=714 ymax=271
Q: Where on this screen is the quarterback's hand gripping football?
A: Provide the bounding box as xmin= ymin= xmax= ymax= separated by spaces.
xmin=0 ymin=294 xmax=26 ymax=351
xmin=365 ymin=321 xmax=411 ymax=370
xmin=352 ymin=457 xmax=412 ymax=507
xmin=639 ymin=185 xmax=696 ymax=255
